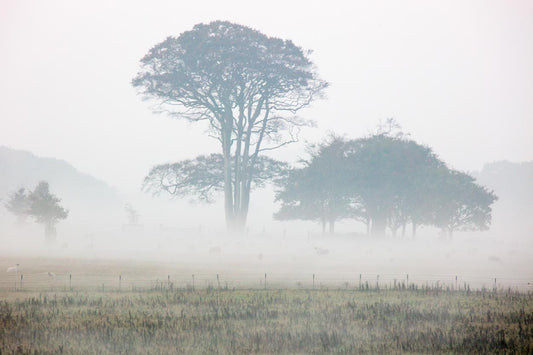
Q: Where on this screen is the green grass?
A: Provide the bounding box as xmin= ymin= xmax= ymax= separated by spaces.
xmin=1 ymin=288 xmax=532 ymax=354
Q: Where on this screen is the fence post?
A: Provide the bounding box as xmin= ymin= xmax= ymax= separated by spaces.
xmin=313 ymin=274 xmax=315 ymax=289
xmin=119 ymin=275 xmax=122 ymax=291
xmin=376 ymin=275 xmax=379 ymax=290
xmin=217 ymin=274 xmax=220 ymax=289
xmin=192 ymin=274 xmax=195 ymax=291
xmin=264 ymin=273 xmax=267 ymax=290
xmin=359 ymin=274 xmax=362 ymax=289
xmin=20 ymin=274 xmax=23 ymax=290
xmin=69 ymin=274 xmax=72 ymax=291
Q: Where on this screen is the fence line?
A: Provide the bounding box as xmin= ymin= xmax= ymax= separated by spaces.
xmin=1 ymin=271 xmax=531 ymax=292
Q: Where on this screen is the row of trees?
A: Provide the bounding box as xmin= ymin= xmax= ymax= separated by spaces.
xmin=4 ymin=181 xmax=68 ymax=242
xmin=134 ymin=21 xmax=497 ymax=237
xmin=274 ymin=129 xmax=497 ymax=237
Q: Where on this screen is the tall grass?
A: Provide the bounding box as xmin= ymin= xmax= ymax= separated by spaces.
xmin=1 ymin=287 xmax=532 ymax=354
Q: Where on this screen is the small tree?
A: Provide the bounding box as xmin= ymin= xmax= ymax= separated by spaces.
xmin=27 ymin=181 xmax=68 ymax=243
xmin=4 ymin=188 xmax=31 ymax=224
xmin=124 ymin=203 xmax=140 ymax=225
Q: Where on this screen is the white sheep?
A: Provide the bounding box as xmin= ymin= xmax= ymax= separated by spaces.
xmin=314 ymin=247 xmax=330 ymax=256
xmin=6 ymin=264 xmax=20 ymax=273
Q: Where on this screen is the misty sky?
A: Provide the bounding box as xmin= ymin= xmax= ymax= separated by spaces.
xmin=1 ymin=0 xmax=532 ymax=192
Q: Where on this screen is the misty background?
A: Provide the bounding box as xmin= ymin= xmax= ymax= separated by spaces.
xmin=1 ymin=1 xmax=532 ymax=286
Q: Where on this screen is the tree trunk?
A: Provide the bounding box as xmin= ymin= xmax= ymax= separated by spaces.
xmin=235 ymin=120 xmax=253 ymax=236
xmin=222 ymin=117 xmax=234 ymax=232
xmin=371 ymin=216 xmax=386 ymax=237
xmin=401 ymin=223 xmax=406 ymax=238
xmin=411 ymin=223 xmax=417 ymax=238
xmin=329 ymin=219 xmax=335 ymax=234
xmin=321 ymin=218 xmax=326 ymax=235
xmin=232 ymin=182 xmax=249 ymax=235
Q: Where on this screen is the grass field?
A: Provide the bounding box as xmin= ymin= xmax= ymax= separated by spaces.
xmin=1 ymin=287 xmax=532 ymax=354
xmin=1 ymin=255 xmax=532 ymax=354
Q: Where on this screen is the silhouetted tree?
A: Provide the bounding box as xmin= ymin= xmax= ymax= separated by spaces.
xmin=275 ymin=131 xmax=497 ymax=238
xmin=343 ymin=134 xmax=446 ymax=237
xmin=431 ymin=170 xmax=497 ymax=237
xmin=124 ymin=203 xmax=140 ymax=225
xmin=4 ymin=188 xmax=31 ymax=224
xmin=27 ymin=181 xmax=68 ymax=243
xmin=133 ymin=21 xmax=327 ymax=232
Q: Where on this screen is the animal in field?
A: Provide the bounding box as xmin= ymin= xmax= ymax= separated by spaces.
xmin=6 ymin=264 xmax=20 ymax=272
xmin=314 ymin=247 xmax=330 ymax=256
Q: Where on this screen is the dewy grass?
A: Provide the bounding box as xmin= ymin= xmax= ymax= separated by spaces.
xmin=1 ymin=288 xmax=532 ymax=354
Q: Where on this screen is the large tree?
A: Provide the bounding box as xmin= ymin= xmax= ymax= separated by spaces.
xmin=133 ymin=21 xmax=327 ymax=232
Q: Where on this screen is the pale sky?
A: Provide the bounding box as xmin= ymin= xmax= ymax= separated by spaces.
xmin=1 ymin=0 xmax=532 ymax=192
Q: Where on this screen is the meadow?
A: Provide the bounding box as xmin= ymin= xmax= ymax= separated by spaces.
xmin=1 ymin=285 xmax=532 ymax=354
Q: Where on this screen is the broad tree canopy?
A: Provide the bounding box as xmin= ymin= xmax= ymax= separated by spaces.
xmin=275 ymin=131 xmax=497 ymax=238
xmin=133 ymin=21 xmax=327 ymax=231
xmin=344 ymin=134 xmax=446 ymax=236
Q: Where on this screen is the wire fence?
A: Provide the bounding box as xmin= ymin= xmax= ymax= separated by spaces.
xmin=1 ymin=271 xmax=531 ymax=293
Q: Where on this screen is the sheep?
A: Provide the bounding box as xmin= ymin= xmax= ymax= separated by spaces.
xmin=314 ymin=247 xmax=330 ymax=256
xmin=47 ymin=272 xmax=56 ymax=279
xmin=6 ymin=264 xmax=20 ymax=273
xmin=209 ymin=246 xmax=221 ymax=254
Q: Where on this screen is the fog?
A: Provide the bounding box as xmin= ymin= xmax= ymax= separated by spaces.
xmin=1 ymin=177 xmax=532 ymax=291
xmin=1 ymin=1 xmax=533 ymax=292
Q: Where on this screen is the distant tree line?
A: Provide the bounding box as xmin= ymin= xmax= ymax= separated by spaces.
xmin=4 ymin=181 xmax=68 ymax=242
xmin=274 ymin=127 xmax=497 ymax=237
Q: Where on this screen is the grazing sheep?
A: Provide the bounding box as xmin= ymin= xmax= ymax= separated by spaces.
xmin=209 ymin=246 xmax=221 ymax=254
xmin=314 ymin=247 xmax=329 ymax=256
xmin=6 ymin=264 xmax=20 ymax=273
